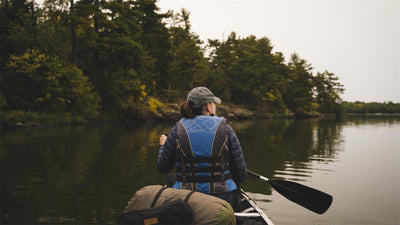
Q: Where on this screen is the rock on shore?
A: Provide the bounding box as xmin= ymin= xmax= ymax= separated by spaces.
xmin=154 ymin=103 xmax=258 ymax=121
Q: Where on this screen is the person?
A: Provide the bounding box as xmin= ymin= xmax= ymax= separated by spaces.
xmin=157 ymin=87 xmax=247 ymax=205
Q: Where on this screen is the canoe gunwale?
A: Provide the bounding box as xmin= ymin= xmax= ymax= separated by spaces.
xmin=234 ymin=190 xmax=275 ymax=225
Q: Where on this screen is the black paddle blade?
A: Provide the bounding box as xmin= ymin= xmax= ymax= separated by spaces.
xmin=269 ymin=179 xmax=333 ymax=214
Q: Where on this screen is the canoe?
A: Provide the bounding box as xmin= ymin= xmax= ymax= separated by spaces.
xmin=234 ymin=190 xmax=274 ymax=225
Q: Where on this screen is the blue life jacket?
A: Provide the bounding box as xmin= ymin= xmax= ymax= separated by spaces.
xmin=173 ymin=115 xmax=237 ymax=193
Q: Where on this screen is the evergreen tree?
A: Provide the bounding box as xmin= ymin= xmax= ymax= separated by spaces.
xmin=208 ymin=33 xmax=288 ymax=112
xmin=314 ymin=71 xmax=345 ymax=113
xmin=283 ymin=53 xmax=314 ymax=113
xmin=39 ymin=0 xmax=72 ymax=60
xmin=167 ymin=9 xmax=208 ymax=95
xmin=73 ymin=0 xmax=154 ymax=114
xmin=207 ymin=34 xmax=237 ymax=102
xmin=136 ymin=0 xmax=171 ymax=92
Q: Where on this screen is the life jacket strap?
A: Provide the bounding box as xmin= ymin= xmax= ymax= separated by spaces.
xmin=176 ymin=174 xmax=232 ymax=183
xmin=178 ymin=155 xmax=229 ymax=163
xmin=176 ymin=165 xmax=225 ymax=173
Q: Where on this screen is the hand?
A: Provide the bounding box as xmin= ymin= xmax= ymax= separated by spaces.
xmin=159 ymin=134 xmax=167 ymax=146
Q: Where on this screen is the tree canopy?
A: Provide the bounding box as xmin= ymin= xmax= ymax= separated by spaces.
xmin=1 ymin=0 xmax=374 ymax=120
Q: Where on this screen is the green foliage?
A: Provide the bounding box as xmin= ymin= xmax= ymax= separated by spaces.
xmin=0 ymin=91 xmax=6 ymax=109
xmin=3 ymin=0 xmax=381 ymax=122
xmin=208 ymin=33 xmax=288 ymax=112
xmin=38 ymin=0 xmax=72 ymax=60
xmin=135 ymin=0 xmax=171 ymax=92
xmin=282 ymin=53 xmax=314 ymax=113
xmin=313 ymin=71 xmax=345 ymax=114
xmin=146 ymin=97 xmax=163 ymax=113
xmin=342 ymin=101 xmax=400 ymax=114
xmin=4 ymin=49 xmax=64 ymax=111
xmin=3 ymin=49 xmax=100 ymax=116
xmin=167 ymin=9 xmax=209 ymax=94
xmin=0 ymin=0 xmax=38 ymax=68
xmin=61 ymin=64 xmax=101 ymax=117
xmin=70 ymin=0 xmax=159 ymax=114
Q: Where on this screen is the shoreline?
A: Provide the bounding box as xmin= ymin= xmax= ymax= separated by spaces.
xmin=0 ymin=104 xmax=316 ymax=130
xmin=3 ymin=106 xmax=398 ymax=130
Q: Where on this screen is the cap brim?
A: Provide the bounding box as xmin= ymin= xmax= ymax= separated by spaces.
xmin=213 ymin=97 xmax=222 ymax=104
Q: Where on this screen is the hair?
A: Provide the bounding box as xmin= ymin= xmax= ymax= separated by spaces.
xmin=180 ymin=101 xmax=204 ymax=119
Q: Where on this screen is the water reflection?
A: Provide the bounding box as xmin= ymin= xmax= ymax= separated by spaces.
xmin=230 ymin=118 xmax=343 ymax=193
xmin=1 ymin=125 xmax=166 ymax=224
xmin=230 ymin=116 xmax=400 ymax=225
xmin=1 ymin=116 xmax=399 ymax=224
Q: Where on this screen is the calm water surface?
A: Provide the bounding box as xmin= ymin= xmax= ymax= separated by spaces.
xmin=1 ymin=116 xmax=399 ymax=225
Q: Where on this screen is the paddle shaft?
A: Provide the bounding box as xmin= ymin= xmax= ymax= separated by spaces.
xmin=247 ymin=170 xmax=269 ymax=182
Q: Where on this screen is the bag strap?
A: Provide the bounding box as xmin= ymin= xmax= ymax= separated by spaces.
xmin=184 ymin=191 xmax=195 ymax=203
xmin=151 ymin=187 xmax=167 ymax=208
xmin=151 ymin=187 xmax=195 ymax=208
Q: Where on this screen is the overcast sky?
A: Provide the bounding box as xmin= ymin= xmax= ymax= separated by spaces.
xmin=157 ymin=0 xmax=400 ymax=102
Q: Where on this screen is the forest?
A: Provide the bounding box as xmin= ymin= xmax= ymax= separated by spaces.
xmin=1 ymin=0 xmax=398 ymax=124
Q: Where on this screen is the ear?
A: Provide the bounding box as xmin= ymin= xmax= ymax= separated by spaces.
xmin=206 ymin=103 xmax=212 ymax=112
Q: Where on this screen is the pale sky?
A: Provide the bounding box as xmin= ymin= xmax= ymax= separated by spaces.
xmin=157 ymin=0 xmax=400 ymax=103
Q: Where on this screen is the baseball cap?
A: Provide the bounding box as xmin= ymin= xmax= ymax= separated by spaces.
xmin=187 ymin=87 xmax=221 ymax=108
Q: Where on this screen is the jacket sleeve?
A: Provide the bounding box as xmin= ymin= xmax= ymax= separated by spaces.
xmin=227 ymin=124 xmax=247 ymax=183
xmin=157 ymin=125 xmax=177 ymax=173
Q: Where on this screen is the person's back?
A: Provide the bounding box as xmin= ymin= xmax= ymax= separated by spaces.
xmin=157 ymin=87 xmax=247 ymax=205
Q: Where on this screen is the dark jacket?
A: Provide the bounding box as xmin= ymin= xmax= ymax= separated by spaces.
xmin=157 ymin=120 xmax=247 ymax=185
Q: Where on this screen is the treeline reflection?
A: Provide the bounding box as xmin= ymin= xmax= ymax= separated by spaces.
xmin=1 ymin=125 xmax=166 ymax=224
xmin=231 ymin=118 xmax=343 ymax=193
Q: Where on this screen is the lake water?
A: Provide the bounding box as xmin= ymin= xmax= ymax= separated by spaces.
xmin=1 ymin=116 xmax=399 ymax=225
